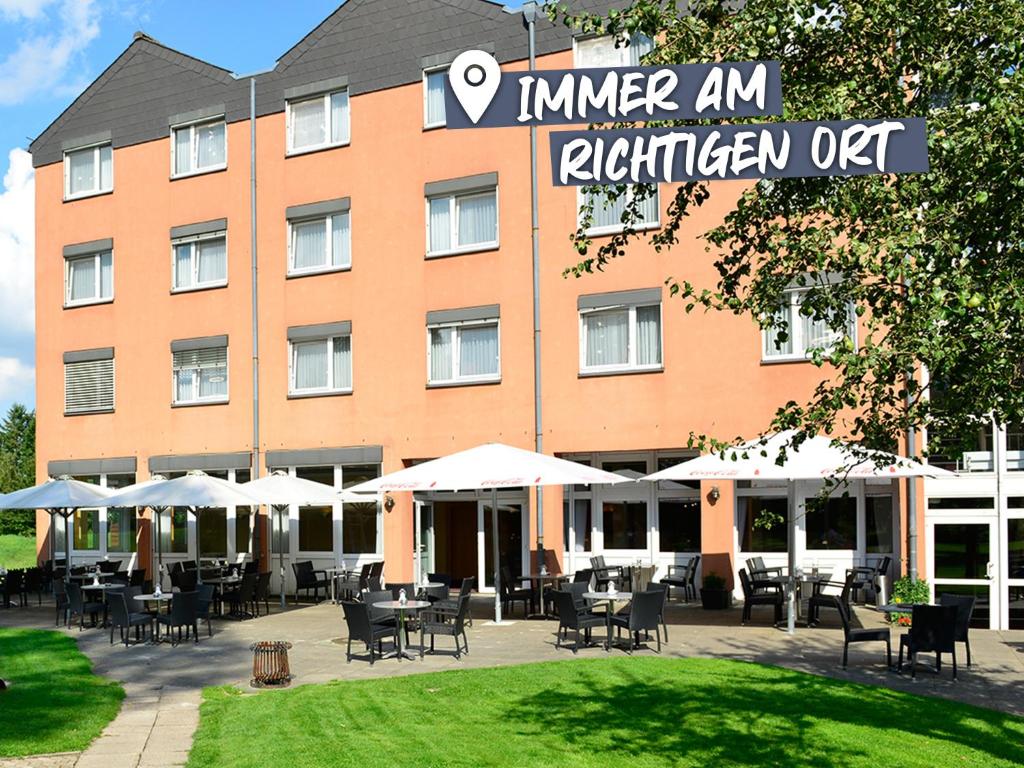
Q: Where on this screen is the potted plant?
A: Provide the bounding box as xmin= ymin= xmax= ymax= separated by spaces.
xmin=700 ymin=571 xmax=731 ymax=610
xmin=889 ymin=576 xmax=929 ymax=626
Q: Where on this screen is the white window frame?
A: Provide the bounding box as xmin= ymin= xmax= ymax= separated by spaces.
xmin=572 ymin=32 xmax=655 ymax=68
xmin=761 ymin=287 xmax=858 ymax=363
xmin=170 ymin=231 xmax=228 ymax=292
xmin=424 ymin=188 xmax=500 ymax=257
xmin=286 ymin=212 xmax=352 ymax=276
xmin=422 ymin=67 xmax=448 ymax=129
xmin=577 ymin=185 xmax=661 ymax=237
xmin=426 ymin=317 xmax=501 ymax=385
xmin=171 ymin=347 xmax=229 ymax=406
xmin=288 ymin=334 xmax=353 ymax=396
xmin=64 ymin=251 xmax=113 ymax=308
xmin=285 ymin=89 xmax=351 ymax=156
xmin=63 ymin=143 xmax=113 ymax=201
xmin=170 ymin=117 xmax=227 ymax=178
xmin=578 ymin=301 xmax=663 ymax=375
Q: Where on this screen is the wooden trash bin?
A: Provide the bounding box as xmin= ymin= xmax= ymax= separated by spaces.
xmin=250 ymin=641 xmax=293 ymax=688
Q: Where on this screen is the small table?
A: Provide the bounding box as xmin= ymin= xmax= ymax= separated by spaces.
xmin=520 ymin=574 xmax=567 ymax=619
xmin=70 ymin=572 xmax=113 ymax=582
xmin=583 ymin=591 xmax=634 ymax=650
xmin=325 ymin=568 xmax=354 ymax=603
xmin=134 ymin=593 xmax=174 ymax=641
xmin=372 ymin=599 xmax=431 ymax=661
xmin=768 ymin=574 xmax=830 ymax=621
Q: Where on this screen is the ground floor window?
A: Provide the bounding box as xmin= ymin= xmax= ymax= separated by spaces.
xmin=658 ymin=499 xmax=701 ymax=552
xmin=198 ymin=507 xmax=228 ymax=558
xmin=865 ymin=495 xmax=894 ymax=553
xmin=342 ymin=502 xmax=376 ymax=553
xmin=1008 ymin=585 xmax=1024 ymax=630
xmin=163 ymin=509 xmax=189 ymax=554
xmin=805 ymin=495 xmax=858 ymax=550
xmin=602 ymin=501 xmax=647 ymax=550
xmin=73 ymin=509 xmax=100 ymax=551
xmin=934 ymin=522 xmax=989 ymax=580
xmin=563 ymin=499 xmax=592 ymax=552
xmin=298 ymin=505 xmax=333 ymax=552
xmin=738 ymin=496 xmax=787 ymax=552
xmin=236 ymin=509 xmax=253 ymax=554
xmin=106 ymin=508 xmax=137 ymax=553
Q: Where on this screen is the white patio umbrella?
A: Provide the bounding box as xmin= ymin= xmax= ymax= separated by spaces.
xmin=643 ymin=430 xmax=955 ymax=634
xmin=104 ymin=470 xmax=261 ymax=582
xmin=0 ymin=477 xmax=114 ymax=571
xmin=102 ymin=476 xmax=169 ymax=584
xmin=348 ymin=442 xmax=629 ymax=623
xmin=240 ymin=470 xmax=377 ymax=607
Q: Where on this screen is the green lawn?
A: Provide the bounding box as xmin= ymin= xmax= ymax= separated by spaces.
xmin=0 ymin=534 xmax=37 ymax=569
xmin=188 ymin=657 xmax=1024 ymax=768
xmin=0 ymin=628 xmax=124 ymax=758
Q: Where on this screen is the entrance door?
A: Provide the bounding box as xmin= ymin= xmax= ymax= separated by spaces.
xmin=414 ymin=501 xmax=434 ymax=584
xmin=479 ymin=501 xmax=525 ymax=592
xmin=927 ymin=519 xmax=997 ymax=628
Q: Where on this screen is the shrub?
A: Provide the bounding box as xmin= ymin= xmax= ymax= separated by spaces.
xmin=890 ymin=576 xmax=930 ymax=625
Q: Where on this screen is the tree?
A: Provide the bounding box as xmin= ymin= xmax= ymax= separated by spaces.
xmin=0 ymin=403 xmax=36 ymax=537
xmin=551 ymin=0 xmax=1024 ymax=459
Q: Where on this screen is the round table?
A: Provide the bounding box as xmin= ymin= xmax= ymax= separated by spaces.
xmin=372 ymin=599 xmax=431 ymax=661
xmin=583 ymin=591 xmax=634 ymax=650
xmin=325 ymin=568 xmax=355 ymax=603
xmin=520 ymin=574 xmax=567 ymax=619
xmin=70 ymin=572 xmax=113 ymax=582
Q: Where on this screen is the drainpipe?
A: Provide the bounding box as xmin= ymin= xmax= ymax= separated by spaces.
xmin=249 ymin=76 xmax=261 ymax=487
xmin=523 ymin=1 xmax=544 ymax=574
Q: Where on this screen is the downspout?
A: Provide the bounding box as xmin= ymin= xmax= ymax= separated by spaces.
xmin=524 ymin=1 xmax=544 ymax=574
xmin=904 ymin=265 xmax=917 ymax=580
xmin=249 ymin=77 xmax=264 ymax=571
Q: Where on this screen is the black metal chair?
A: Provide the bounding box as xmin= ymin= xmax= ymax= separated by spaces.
xmin=107 ymin=591 xmax=153 ymax=646
xmin=196 ymin=583 xmax=215 ymax=636
xmin=835 ymin=596 xmax=891 ymax=668
xmin=254 ymin=572 xmax=272 ymax=616
xmin=157 ymin=591 xmax=200 ymax=646
xmin=807 ymin=571 xmax=856 ymax=626
xmin=227 ymin=572 xmax=258 ymax=619
xmin=553 ymin=590 xmax=606 ymax=654
xmin=23 ymin=567 xmax=44 ymax=606
xmin=129 ymin=570 xmax=146 ymax=588
xmin=176 ymin=570 xmax=198 ymax=592
xmin=500 ymin=566 xmax=533 ymax=617
xmin=738 ymin=568 xmax=783 ymax=625
xmin=341 ymin=600 xmax=397 ymax=665
xmin=938 ymin=593 xmax=976 ymax=667
xmin=610 ymin=589 xmax=663 ymax=653
xmin=67 ymin=582 xmax=104 ymax=630
xmin=849 ymin=556 xmax=892 ymax=604
xmin=52 ymin=577 xmax=70 ymax=626
xmin=354 ymin=562 xmax=373 ymax=592
xmin=362 ymin=589 xmax=399 ymax=631
xmin=2 ymin=569 xmax=24 ymax=608
xmin=98 ymin=559 xmax=122 ymax=574
xmin=419 ymin=593 xmax=472 ymax=659
xmin=590 ymin=555 xmax=623 ymax=591
xmin=747 ymin=556 xmax=784 ymax=581
xmin=898 ymin=604 xmax=958 ymax=679
xmin=435 ymin=576 xmax=475 ymax=627
xmin=291 ymin=560 xmax=329 ymax=604
xmin=572 ymin=568 xmax=593 ymax=586
xmin=661 ymin=557 xmax=698 ymax=603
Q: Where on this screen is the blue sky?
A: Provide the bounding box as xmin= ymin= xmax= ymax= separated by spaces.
xmin=0 ymin=0 xmax=528 ymax=416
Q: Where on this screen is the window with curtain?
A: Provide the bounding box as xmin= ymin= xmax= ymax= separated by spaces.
xmin=658 ymin=499 xmax=702 ymax=552
xmin=738 ymin=496 xmax=787 ymax=552
xmin=290 ymin=335 xmax=352 ymax=394
xmin=562 ymin=499 xmax=592 ymax=552
xmin=172 ymin=233 xmax=227 ymax=290
xmin=580 ymin=302 xmax=661 ymax=373
xmin=574 ymin=33 xmax=654 ymax=67
xmin=65 ymin=143 xmax=112 ymax=198
xmin=602 ymin=501 xmax=647 ymax=550
xmin=424 ymin=68 xmax=447 ymax=127
xmin=172 ymin=346 xmax=228 ymax=404
xmin=172 ymin=119 xmax=226 ymax=176
xmin=426 ymin=189 xmax=498 ymax=255
xmin=865 ymin=495 xmax=894 ymax=553
xmin=580 ymin=185 xmax=660 ymax=234
xmin=427 ymin=319 xmax=500 ymax=384
xmin=762 ymin=287 xmax=856 ymax=360
xmin=805 ymin=495 xmax=858 ymax=550
xmin=65 ymin=251 xmax=113 ymax=305
xmin=287 ymin=89 xmax=350 ymax=153
xmin=288 ymin=212 xmax=351 ymax=274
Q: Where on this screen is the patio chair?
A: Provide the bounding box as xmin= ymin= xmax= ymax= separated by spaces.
xmin=613 ymin=583 xmax=670 ymax=643
xmin=227 ymin=572 xmax=258 ymax=619
xmin=196 ymin=583 xmax=215 ymax=636
xmin=341 ymin=600 xmax=397 ymax=665
xmin=898 ymin=604 xmax=958 ymax=679
xmin=427 ymin=572 xmax=451 ymax=591
xmin=500 ymin=566 xmax=533 ymax=617
xmin=389 ymin=582 xmax=416 ymax=601
xmin=291 ymin=560 xmax=329 ymax=604
xmin=355 ymin=562 xmax=373 ymax=592
xmin=23 ymin=567 xmax=44 ymax=606
xmin=435 ymin=576 xmax=476 ymax=627
xmin=156 ymin=591 xmax=200 ymax=646
xmin=835 ymin=596 xmax=891 ymax=668
xmin=553 ymin=590 xmax=606 ymax=654
xmin=590 ymin=555 xmax=623 ymax=591
xmin=254 ymin=572 xmax=272 ymax=616
xmin=66 ymin=582 xmax=104 ymax=630
xmin=98 ymin=559 xmax=122 ymax=574
xmin=3 ymin=569 xmax=24 ymax=608
xmin=572 ymin=568 xmax=593 ymax=586
xmin=849 ymin=556 xmax=892 ymax=605
xmin=175 ymin=570 xmax=198 ymax=592
xmin=419 ymin=593 xmax=472 ymax=659
xmin=807 ymin=571 xmax=856 ymax=626
xmin=52 ymin=577 xmax=70 ymax=626
xmin=129 ymin=570 xmax=146 ymax=588
xmin=610 ymin=589 xmax=663 ymax=653
xmin=243 ymin=559 xmax=259 ymax=575
xmin=746 ymin=556 xmax=784 ymax=583
xmin=661 ymin=561 xmax=692 ymax=602
xmin=939 ymin=593 xmax=976 ymax=667
xmin=738 ymin=568 xmax=783 ymax=626
xmin=107 ymin=591 xmax=153 ymax=646
xmin=368 ymin=561 xmax=385 ymax=587
xmin=362 ymin=589 xmax=399 ymax=630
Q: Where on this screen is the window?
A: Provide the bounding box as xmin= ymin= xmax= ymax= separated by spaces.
xmin=288 ymin=212 xmax=351 ymax=274
xmin=172 ymin=119 xmax=226 ymax=176
xmin=64 ymin=143 xmax=112 ymax=199
xmin=235 ymin=508 xmax=252 ymax=554
xmin=160 ymin=508 xmax=189 ymax=554
xmin=424 ymin=68 xmax=447 ymax=128
xmin=563 ymin=499 xmax=592 ymax=552
xmin=428 ymin=318 xmax=500 ymax=384
xmin=342 ymin=464 xmax=380 ymax=554
xmin=575 ymin=33 xmax=654 ymax=68
xmin=290 ymin=335 xmax=352 ymax=394
xmin=763 ymin=288 xmax=857 ymax=361
xmin=579 ymin=185 xmax=660 ymax=236
xmin=64 ymin=357 xmax=114 ymax=414
xmin=297 ymin=465 xmax=335 ymax=552
xmin=739 ymin=496 xmax=787 ymax=552
xmin=65 ymin=250 xmax=113 ymax=306
xmin=73 ymin=509 xmax=100 ymax=550
xmin=866 ymin=495 xmax=894 ymax=553
xmin=580 ymin=302 xmax=661 ymax=374
xmin=198 ymin=507 xmax=228 ymax=558
xmin=287 ymin=90 xmax=350 ymax=153
xmin=805 ymin=496 xmax=857 ymax=550
xmin=659 ymin=499 xmax=702 ymax=552
xmin=426 ymin=189 xmax=498 ymax=256
xmin=172 ymin=346 xmax=228 ymax=405
xmin=172 ymin=232 xmax=227 ymax=291
xmin=106 ymin=473 xmax=137 ymax=553
xmin=603 ymin=501 xmax=647 ymax=550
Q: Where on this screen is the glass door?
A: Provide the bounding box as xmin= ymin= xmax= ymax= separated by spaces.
xmin=927 ymin=519 xmax=997 ymax=628
xmin=1007 ymin=517 xmax=1024 ymax=629
xmin=479 ymin=501 xmax=525 ymax=591
xmin=414 ymin=501 xmax=434 ymax=584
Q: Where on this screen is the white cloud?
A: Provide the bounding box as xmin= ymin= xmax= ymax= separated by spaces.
xmin=0 ymin=148 xmax=34 ymax=336
xmin=0 ymin=0 xmax=100 ymax=106
xmin=0 ymin=356 xmax=34 ymax=404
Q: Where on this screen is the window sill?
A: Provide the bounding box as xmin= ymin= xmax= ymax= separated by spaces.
xmin=63 ymin=189 xmax=113 ymax=204
xmin=423 ymin=122 xmax=446 ymax=132
xmin=425 ymin=244 xmax=500 ymax=260
xmin=287 ymin=390 xmax=353 ymax=400
xmin=64 ymin=297 xmax=114 ymax=310
xmin=171 ymin=399 xmax=229 ymax=409
xmin=286 ymin=266 xmax=351 ymax=280
xmin=578 ymin=366 xmax=663 ymax=379
xmin=170 ymin=282 xmax=228 ymax=295
xmin=64 ymin=408 xmax=114 ymax=417
xmin=285 ymin=141 xmax=351 ymax=159
xmin=426 ymin=378 xmax=501 ymax=390
xmin=170 ymin=165 xmax=227 ymax=181
xmin=584 ymin=221 xmax=660 ymax=238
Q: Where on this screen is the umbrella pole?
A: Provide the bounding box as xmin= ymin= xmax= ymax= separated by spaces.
xmin=277 ymin=505 xmax=286 ymax=609
xmin=192 ymin=507 xmax=202 ymax=584
xmin=155 ymin=507 xmax=164 ymax=589
xmin=492 ymin=488 xmax=502 ymax=623
xmin=787 ymin=482 xmax=797 ymax=635
xmin=64 ymin=511 xmax=72 ymax=575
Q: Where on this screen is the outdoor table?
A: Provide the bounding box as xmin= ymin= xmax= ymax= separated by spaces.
xmin=520 ymin=573 xmax=567 ymax=619
xmin=70 ymin=571 xmax=113 ymax=582
xmin=134 ymin=593 xmax=173 ymax=642
xmin=583 ymin=591 xmax=633 ymax=650
xmin=768 ymin=574 xmax=829 ymax=621
xmin=325 ymin=567 xmax=354 ymax=603
xmin=372 ymin=599 xmax=431 ymax=661
xmin=82 ymin=582 xmax=120 ymax=626
xmin=205 ymin=575 xmax=241 ymax=615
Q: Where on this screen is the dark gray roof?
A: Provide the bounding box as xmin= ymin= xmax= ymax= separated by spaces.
xmin=30 ymin=0 xmax=631 ymax=167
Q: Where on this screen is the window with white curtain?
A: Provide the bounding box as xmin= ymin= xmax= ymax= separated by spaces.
xmin=574 ymin=32 xmax=654 ymax=68
xmin=762 ymin=288 xmax=857 ymax=361
xmin=427 ymin=318 xmax=500 ymax=384
xmin=171 ymin=119 xmax=226 ymax=177
xmin=289 ymin=335 xmax=352 ymax=395
xmin=579 ymin=302 xmax=662 ymax=373
xmin=288 ymin=212 xmax=351 ymax=274
xmin=172 ymin=346 xmax=228 ymax=405
xmin=287 ymin=90 xmax=350 ymax=153
xmin=579 ymin=185 xmax=660 ymax=235
xmin=172 ymin=232 xmax=227 ymax=291
xmin=64 ymin=144 xmax=113 ymax=199
xmin=426 ymin=189 xmax=498 ymax=256
xmin=423 ymin=68 xmax=447 ymax=128
xmin=65 ymin=251 xmax=113 ymax=306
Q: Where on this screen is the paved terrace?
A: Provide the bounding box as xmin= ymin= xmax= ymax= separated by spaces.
xmin=2 ymin=595 xmax=1023 ymax=767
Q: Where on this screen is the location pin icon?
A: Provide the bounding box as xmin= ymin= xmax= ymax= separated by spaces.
xmin=449 ymin=50 xmax=501 ymax=124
